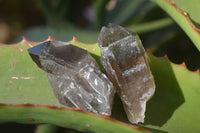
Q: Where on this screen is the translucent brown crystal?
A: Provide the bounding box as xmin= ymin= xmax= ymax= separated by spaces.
xmin=28 ymin=41 xmax=115 ymax=116
xmin=98 ymin=24 xmax=155 ymax=123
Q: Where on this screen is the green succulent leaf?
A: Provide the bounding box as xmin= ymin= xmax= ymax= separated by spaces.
xmin=126 ymin=17 xmax=174 ymax=34
xmin=151 ymin=0 xmax=200 ymax=51
xmin=0 ymin=38 xmax=199 ymax=133
xmin=0 ymin=38 xmax=146 ymax=133
xmin=144 ymin=52 xmax=200 ymax=133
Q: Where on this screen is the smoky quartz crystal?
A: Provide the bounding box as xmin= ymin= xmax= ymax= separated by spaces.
xmin=28 ymin=41 xmax=115 ymax=116
xmin=98 ymin=24 xmax=155 ymax=123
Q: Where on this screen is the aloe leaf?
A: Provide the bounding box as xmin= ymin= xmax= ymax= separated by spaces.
xmin=0 ymin=38 xmax=200 ymax=133
xmin=151 ymin=0 xmax=200 ymax=51
xmin=142 ymin=52 xmax=200 ymax=133
xmin=0 ymin=38 xmax=146 ymax=133
xmin=126 ymin=18 xmax=174 ymax=34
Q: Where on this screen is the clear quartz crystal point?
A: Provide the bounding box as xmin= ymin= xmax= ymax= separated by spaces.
xmin=98 ymin=24 xmax=155 ymax=123
xmin=28 ymin=41 xmax=115 ymax=116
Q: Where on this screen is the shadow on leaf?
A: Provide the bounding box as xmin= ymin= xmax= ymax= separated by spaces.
xmin=110 ymin=53 xmax=185 ymax=133
xmin=144 ymin=54 xmax=185 ymax=127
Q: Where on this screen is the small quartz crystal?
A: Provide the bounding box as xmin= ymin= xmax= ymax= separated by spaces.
xmin=98 ymin=24 xmax=155 ymax=123
xmin=28 ymin=41 xmax=115 ymax=116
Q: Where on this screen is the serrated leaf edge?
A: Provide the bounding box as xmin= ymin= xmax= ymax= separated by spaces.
xmin=146 ymin=49 xmax=199 ymax=73
xmin=151 ymin=0 xmax=200 ymax=51
xmin=166 ymin=0 xmax=200 ymax=34
xmin=0 ymin=37 xmax=199 ymax=73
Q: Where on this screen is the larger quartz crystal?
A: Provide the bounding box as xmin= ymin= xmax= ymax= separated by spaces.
xmin=98 ymin=24 xmax=155 ymax=123
xmin=28 ymin=41 xmax=115 ymax=116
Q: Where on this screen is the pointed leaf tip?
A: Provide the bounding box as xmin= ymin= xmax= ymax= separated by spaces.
xmin=22 ymin=37 xmax=34 ymax=48
xmin=72 ymin=36 xmax=79 ymax=42
xmin=22 ymin=36 xmax=30 ymax=43
xmin=47 ymin=36 xmax=56 ymax=41
xmin=181 ymin=62 xmax=186 ymax=67
xmin=163 ymin=54 xmax=169 ymax=60
xmin=69 ymin=36 xmax=98 ymax=45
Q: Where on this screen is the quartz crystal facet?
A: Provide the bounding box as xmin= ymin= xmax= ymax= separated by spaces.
xmin=28 ymin=41 xmax=115 ymax=116
xmin=98 ymin=24 xmax=155 ymax=123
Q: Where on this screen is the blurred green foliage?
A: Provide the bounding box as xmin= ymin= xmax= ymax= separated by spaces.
xmin=0 ymin=0 xmax=199 ymax=70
